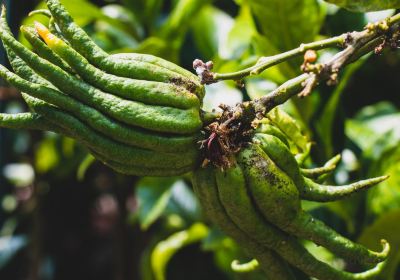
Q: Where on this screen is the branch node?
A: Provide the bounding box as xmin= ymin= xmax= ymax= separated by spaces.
xmin=193 ymin=59 xmax=216 ymax=84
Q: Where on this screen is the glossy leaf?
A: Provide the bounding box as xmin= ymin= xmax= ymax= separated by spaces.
xmin=346 ymin=102 xmax=400 ymax=159
xmin=167 ymin=180 xmax=202 ymax=222
xmin=34 ymin=136 xmax=60 ymax=174
xmin=120 ymin=0 xmax=162 ymax=29
xmin=135 ymin=178 xmax=178 ymax=230
xmin=366 ymin=144 xmax=400 ymax=216
xmin=191 ymin=5 xmax=234 ymax=59
xmin=345 ymin=102 xmax=400 ymax=215
xmin=316 ymin=58 xmax=366 ymax=158
xmin=221 ymin=3 xmax=256 ymax=60
xmin=22 ymin=0 xmax=103 ymax=27
xmin=248 ymin=0 xmax=325 ymax=52
xmin=101 ymin=4 xmax=143 ymax=40
xmin=134 ymin=37 xmax=179 ymax=63
xmin=159 ymin=0 xmax=211 ymax=42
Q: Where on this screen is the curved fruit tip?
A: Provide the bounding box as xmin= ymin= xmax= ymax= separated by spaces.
xmin=28 ymin=9 xmax=51 ymax=18
xmin=231 ymin=259 xmax=259 ymax=273
xmin=379 ymin=239 xmax=390 ymax=258
xmin=34 ymin=21 xmax=61 ymax=48
xmin=367 ymin=175 xmax=390 ymax=186
xmin=325 ymin=154 xmax=341 ymax=167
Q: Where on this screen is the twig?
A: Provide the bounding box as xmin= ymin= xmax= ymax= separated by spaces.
xmin=194 ymin=13 xmax=400 ymax=85
xmin=198 ymin=14 xmax=400 ymax=168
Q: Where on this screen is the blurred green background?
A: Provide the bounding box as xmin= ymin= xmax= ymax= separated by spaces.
xmin=0 ymin=0 xmax=400 ymax=279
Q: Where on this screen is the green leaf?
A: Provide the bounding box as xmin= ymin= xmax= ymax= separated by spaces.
xmin=316 ymin=58 xmax=366 ymax=158
xmin=366 ymin=144 xmax=400 ymax=216
xmin=159 ymin=0 xmax=211 ymax=42
xmin=134 ymin=37 xmax=179 ymax=63
xmin=346 ymin=102 xmax=400 ymax=159
xmin=59 ymin=0 xmax=104 ymax=25
xmin=358 ymin=210 xmax=400 ymax=280
xmin=23 ymin=0 xmax=104 ymax=27
xmin=20 ymin=0 xmax=116 ymax=46
xmin=344 ymin=102 xmax=400 ymax=217
xmin=221 ymin=3 xmax=256 ymax=60
xmin=94 ymin=21 xmax=138 ymax=53
xmin=34 ymin=135 xmax=60 ymax=174
xmin=101 ymin=4 xmax=143 ymax=40
xmin=191 ymin=5 xmax=234 ymax=59
xmin=323 ymin=0 xmax=400 ymax=12
xmin=135 ymin=177 xmax=178 ymax=230
xmin=121 ymin=0 xmax=162 ymax=29
xmin=267 ymin=107 xmax=309 ymax=153
xmin=246 ymin=0 xmax=326 ymax=121
xmin=248 ymin=0 xmax=325 ymax=52
xmin=167 ymin=181 xmax=202 ymax=222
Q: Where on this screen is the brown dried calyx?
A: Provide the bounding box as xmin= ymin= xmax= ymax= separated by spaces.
xmin=199 ymin=103 xmax=256 ymax=169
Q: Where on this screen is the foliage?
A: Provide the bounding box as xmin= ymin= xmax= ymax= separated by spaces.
xmin=0 ymin=0 xmax=399 ymax=279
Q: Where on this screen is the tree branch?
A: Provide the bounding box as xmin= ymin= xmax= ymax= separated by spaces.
xmin=197 ymin=14 xmax=400 ymax=167
xmin=194 ymin=13 xmax=400 ymax=85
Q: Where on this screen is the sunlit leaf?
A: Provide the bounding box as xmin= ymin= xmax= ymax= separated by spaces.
xmin=34 ymin=136 xmax=60 ymax=174
xmin=160 ymin=0 xmax=211 ymax=42
xmin=135 ymin=177 xmax=179 ymax=230
xmin=167 ymin=181 xmax=202 ymax=222
xmin=191 ymin=6 xmax=234 ymax=59
xmin=22 ymin=0 xmax=103 ymax=28
xmin=94 ymin=21 xmax=139 ymax=50
xmin=267 ymin=107 xmax=309 ymax=153
xmin=316 ymin=58 xmax=366 ymax=158
xmin=220 ymin=3 xmax=256 ymax=60
xmin=121 ymin=0 xmax=162 ymax=29
xmin=366 ymin=144 xmax=400 ymax=216
xmin=101 ymin=4 xmax=143 ymax=40
xmin=248 ymin=0 xmax=325 ymax=52
xmin=134 ymin=37 xmax=178 ymax=63
xmin=346 ymin=102 xmax=400 ymax=159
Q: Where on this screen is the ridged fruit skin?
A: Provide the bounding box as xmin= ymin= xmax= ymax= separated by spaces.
xmin=192 ymin=127 xmax=389 ymax=280
xmin=0 ymin=4 xmax=205 ymax=177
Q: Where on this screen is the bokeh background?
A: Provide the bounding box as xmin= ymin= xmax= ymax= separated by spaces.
xmin=0 ymin=0 xmax=400 ymax=279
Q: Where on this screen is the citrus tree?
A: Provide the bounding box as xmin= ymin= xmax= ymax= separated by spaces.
xmin=1 ymin=0 xmax=400 ymax=279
